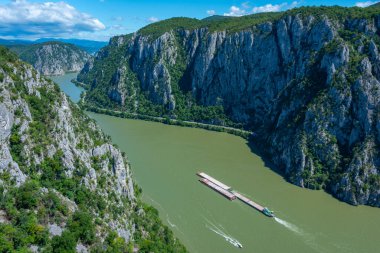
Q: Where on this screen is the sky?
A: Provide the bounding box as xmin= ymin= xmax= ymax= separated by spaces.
xmin=0 ymin=0 xmax=377 ymax=41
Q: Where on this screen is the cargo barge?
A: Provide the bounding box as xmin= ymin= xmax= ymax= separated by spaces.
xmin=199 ymin=178 xmax=236 ymax=200
xmin=197 ymin=172 xmax=231 ymax=190
xmin=232 ymin=191 xmax=274 ymax=217
xmin=197 ymin=172 xmax=274 ymax=217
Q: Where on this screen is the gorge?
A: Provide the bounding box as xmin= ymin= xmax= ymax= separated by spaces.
xmin=1 ymin=2 xmax=380 ymax=253
xmin=78 ymin=6 xmax=380 ymax=207
xmin=55 ymin=73 xmax=380 ymax=253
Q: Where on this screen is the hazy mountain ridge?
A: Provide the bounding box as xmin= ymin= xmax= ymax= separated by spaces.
xmin=78 ymin=6 xmax=380 ymax=207
xmin=0 ymin=38 xmax=107 ymax=54
xmin=0 ymin=47 xmax=187 ymax=252
xmin=8 ymin=42 xmax=92 ymax=76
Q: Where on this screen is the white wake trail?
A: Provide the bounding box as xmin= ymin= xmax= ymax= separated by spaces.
xmin=274 ymin=217 xmax=303 ymax=234
xmin=205 ymin=224 xmax=242 ymax=248
xmin=274 ymin=217 xmax=327 ymax=253
xmin=206 ymin=225 xmax=242 ymax=248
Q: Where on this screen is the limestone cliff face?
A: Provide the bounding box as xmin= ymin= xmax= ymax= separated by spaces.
xmin=0 ymin=49 xmax=134 ymax=248
xmin=78 ymin=10 xmax=380 ymax=207
xmin=15 ymin=42 xmax=92 ymax=76
xmin=0 ymin=48 xmax=186 ymax=252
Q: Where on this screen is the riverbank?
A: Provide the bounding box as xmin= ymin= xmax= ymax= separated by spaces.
xmin=52 ymin=73 xmax=380 ymax=253
xmin=71 ymin=78 xmax=89 ymax=89
xmin=72 ymin=77 xmax=253 ymax=139
xmin=88 ymin=112 xmax=380 ymax=253
xmin=83 ymin=104 xmax=253 ymax=139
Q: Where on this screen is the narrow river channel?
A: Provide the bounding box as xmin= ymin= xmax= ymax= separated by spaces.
xmin=52 ymin=74 xmax=380 ymax=253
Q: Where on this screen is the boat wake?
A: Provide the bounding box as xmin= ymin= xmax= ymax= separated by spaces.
xmin=274 ymin=217 xmax=327 ymax=253
xmin=204 ymin=218 xmax=242 ymax=248
xmin=274 ymin=217 xmax=303 ymax=234
xmin=166 ymin=215 xmax=177 ymax=228
xmin=206 ymin=225 xmax=243 ymax=248
xmin=145 ymin=195 xmax=165 ymax=211
xmin=145 ymin=195 xmax=184 ymax=235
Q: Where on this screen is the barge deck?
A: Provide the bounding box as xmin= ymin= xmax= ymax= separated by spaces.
xmin=199 ymin=178 xmax=236 ymax=200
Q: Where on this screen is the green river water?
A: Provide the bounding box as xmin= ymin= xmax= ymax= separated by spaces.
xmin=55 ymin=74 xmax=380 ymax=253
xmin=49 ymin=73 xmax=84 ymax=103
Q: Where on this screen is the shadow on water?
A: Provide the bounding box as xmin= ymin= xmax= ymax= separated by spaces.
xmin=245 ymin=134 xmax=359 ymax=209
xmin=245 ymin=135 xmax=285 ymax=177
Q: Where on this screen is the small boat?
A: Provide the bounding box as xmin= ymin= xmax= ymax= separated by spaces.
xmin=225 ymin=237 xmax=243 ymax=248
xmin=262 ymin=207 xmax=275 ymax=217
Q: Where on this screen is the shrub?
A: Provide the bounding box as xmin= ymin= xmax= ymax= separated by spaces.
xmin=15 ymin=181 xmax=40 ymax=209
xmin=51 ymin=231 xmax=77 ymax=253
xmin=68 ymin=211 xmax=95 ymax=244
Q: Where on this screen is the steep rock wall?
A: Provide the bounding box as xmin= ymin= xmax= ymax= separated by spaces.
xmin=79 ymin=12 xmax=380 ymax=206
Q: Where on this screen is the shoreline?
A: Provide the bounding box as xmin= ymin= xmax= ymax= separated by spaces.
xmin=70 ymin=77 xmax=253 ymax=139
xmin=83 ymin=105 xmax=253 ymax=139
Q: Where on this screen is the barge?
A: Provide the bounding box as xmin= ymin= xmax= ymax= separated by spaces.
xmin=196 ymin=172 xmax=274 ymax=217
xmin=233 ymin=191 xmax=274 ymax=217
xmin=199 ymin=178 xmax=236 ymax=200
xmin=197 ymin=172 xmax=231 ymax=190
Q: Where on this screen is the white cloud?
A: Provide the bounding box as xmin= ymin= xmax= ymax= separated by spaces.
xmin=207 ymin=10 xmax=216 ymax=16
xmin=222 ymin=2 xmax=298 ymax=17
xmin=355 ymin=1 xmax=377 ymax=7
xmin=252 ymin=1 xmax=298 ymax=14
xmin=252 ymin=3 xmax=285 ymax=13
xmin=0 ymin=0 xmax=105 ymax=38
xmin=224 ymin=6 xmax=246 ymax=17
xmin=147 ymin=16 xmax=159 ymax=23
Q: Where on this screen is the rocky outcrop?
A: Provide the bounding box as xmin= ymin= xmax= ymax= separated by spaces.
xmin=79 ymin=7 xmax=380 ymax=207
xmin=0 ymin=47 xmax=187 ymax=252
xmin=14 ymin=42 xmax=91 ymax=75
xmin=0 ymin=47 xmax=134 ymax=239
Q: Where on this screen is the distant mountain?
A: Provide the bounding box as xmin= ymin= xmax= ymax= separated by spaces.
xmin=0 ymin=38 xmax=33 ymax=46
xmin=35 ymin=38 xmax=107 ymax=54
xmin=9 ymin=41 xmax=92 ymax=75
xmin=0 ymin=38 xmax=107 ymax=54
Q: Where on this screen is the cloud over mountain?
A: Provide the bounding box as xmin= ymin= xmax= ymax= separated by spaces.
xmin=0 ymin=0 xmax=105 ymax=38
xmin=221 ymin=1 xmax=299 ymax=17
xmin=355 ymin=1 xmax=378 ymax=7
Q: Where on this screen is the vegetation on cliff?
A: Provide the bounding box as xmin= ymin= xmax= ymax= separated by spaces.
xmin=138 ymin=6 xmax=380 ymax=39
xmin=0 ymin=47 xmax=187 ymax=252
xmin=78 ymin=6 xmax=380 ymax=207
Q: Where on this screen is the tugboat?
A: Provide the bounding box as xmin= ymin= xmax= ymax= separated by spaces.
xmin=262 ymin=207 xmax=275 ymax=217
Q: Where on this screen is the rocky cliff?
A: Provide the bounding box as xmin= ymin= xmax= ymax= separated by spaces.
xmin=10 ymin=42 xmax=92 ymax=76
xmin=78 ymin=6 xmax=380 ymax=207
xmin=0 ymin=47 xmax=186 ymax=252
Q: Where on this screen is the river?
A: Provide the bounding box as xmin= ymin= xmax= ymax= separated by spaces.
xmin=54 ymin=73 xmax=380 ymax=253
xmin=49 ymin=73 xmax=84 ymax=103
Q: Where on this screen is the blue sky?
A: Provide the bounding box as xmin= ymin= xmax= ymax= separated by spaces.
xmin=0 ymin=0 xmax=377 ymax=41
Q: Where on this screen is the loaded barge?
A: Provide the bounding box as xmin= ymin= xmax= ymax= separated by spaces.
xmin=197 ymin=172 xmax=274 ymax=217
xmin=232 ymin=191 xmax=274 ymax=217
xmin=199 ymin=178 xmax=236 ymax=200
xmin=197 ymin=172 xmax=231 ymax=190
